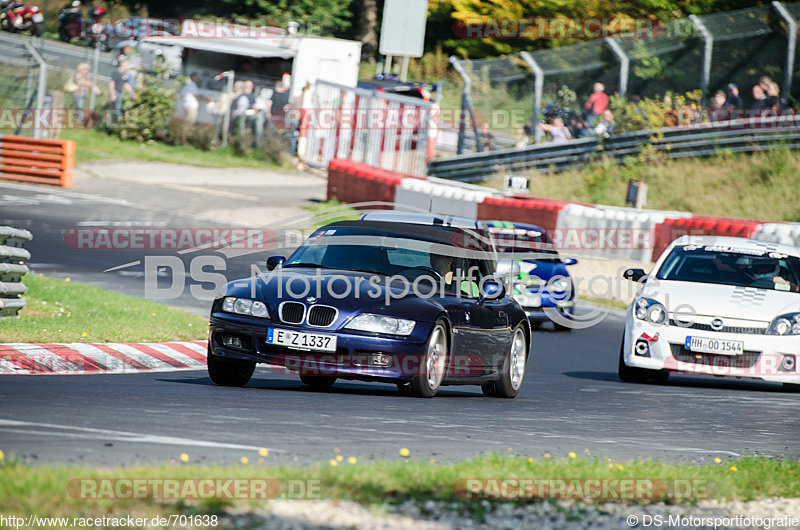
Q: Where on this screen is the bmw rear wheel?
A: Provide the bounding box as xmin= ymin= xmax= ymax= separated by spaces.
xmin=207 ymin=350 xmax=255 ymax=387
xmin=408 ymin=321 xmax=448 ymax=398
xmin=483 ymin=326 xmax=527 ymax=398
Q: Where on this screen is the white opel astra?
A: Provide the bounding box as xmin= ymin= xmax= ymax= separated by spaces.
xmin=619 ymin=236 xmax=800 ymax=390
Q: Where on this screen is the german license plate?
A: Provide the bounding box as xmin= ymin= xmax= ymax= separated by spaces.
xmin=685 ymin=336 xmax=744 ymax=355
xmin=267 ymin=328 xmax=337 ymax=352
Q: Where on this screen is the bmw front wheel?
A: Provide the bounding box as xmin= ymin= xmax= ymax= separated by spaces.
xmin=483 ymin=326 xmax=527 ymax=398
xmin=408 ymin=321 xmax=448 ymax=398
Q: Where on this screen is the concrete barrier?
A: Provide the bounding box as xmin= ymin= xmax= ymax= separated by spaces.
xmin=327 ymin=158 xmax=422 ymax=208
xmin=395 ymin=178 xmax=492 ymax=219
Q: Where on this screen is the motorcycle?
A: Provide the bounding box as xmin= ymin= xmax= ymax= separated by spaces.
xmin=1 ymin=0 xmax=44 ymax=36
xmin=59 ymin=1 xmax=108 ymax=48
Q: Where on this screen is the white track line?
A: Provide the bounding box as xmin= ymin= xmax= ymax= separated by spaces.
xmin=0 ymin=419 xmax=281 ymax=453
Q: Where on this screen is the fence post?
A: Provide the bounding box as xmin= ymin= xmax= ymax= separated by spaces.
xmin=215 ymin=70 xmax=235 ymax=148
xmin=449 ymin=56 xmax=482 ymax=154
xmin=605 ymin=37 xmax=629 ymax=98
xmin=89 ymin=43 xmax=100 ymax=111
xmin=690 ymin=15 xmax=713 ymax=102
xmin=772 ymin=1 xmax=797 ymax=99
xmin=23 ymin=40 xmax=46 ymax=139
xmin=519 ymin=51 xmax=544 ymax=144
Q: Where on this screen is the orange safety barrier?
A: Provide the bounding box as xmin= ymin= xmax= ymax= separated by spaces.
xmin=0 ymin=134 xmax=76 ymax=188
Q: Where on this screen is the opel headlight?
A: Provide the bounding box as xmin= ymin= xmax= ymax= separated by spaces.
xmin=634 ymin=297 xmax=667 ymax=325
xmin=345 ymin=314 xmax=415 ymax=336
xmin=222 ymin=297 xmax=270 ymax=319
xmin=767 ymin=313 xmax=800 ymax=336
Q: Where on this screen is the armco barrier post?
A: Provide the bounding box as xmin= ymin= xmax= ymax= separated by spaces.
xmin=0 ymin=226 xmax=32 ymax=317
xmin=0 ymin=135 xmax=76 ymax=188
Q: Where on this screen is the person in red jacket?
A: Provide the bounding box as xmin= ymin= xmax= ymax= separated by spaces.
xmin=584 ymin=82 xmax=609 ymax=127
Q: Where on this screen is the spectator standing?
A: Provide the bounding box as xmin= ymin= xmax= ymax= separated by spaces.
xmin=764 ymin=81 xmax=781 ymax=111
xmin=593 ymin=109 xmax=615 ymax=137
xmin=539 ymin=117 xmax=573 ymax=143
xmin=478 ymin=121 xmax=496 ymax=151
xmin=179 ymin=72 xmax=201 ymax=124
xmin=725 ymin=83 xmax=742 ymax=108
xmin=751 ymin=84 xmax=768 ymax=114
xmin=108 ymin=54 xmax=137 ymax=119
xmin=269 ymin=79 xmax=291 ymax=130
xmin=515 ymin=125 xmax=532 ymax=149
xmin=583 ymin=82 xmax=609 ymax=127
xmin=68 ymin=62 xmax=101 ymax=124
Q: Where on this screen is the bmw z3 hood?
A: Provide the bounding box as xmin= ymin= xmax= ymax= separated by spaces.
xmin=237 ymin=268 xmax=446 ymax=323
xmin=640 ymin=280 xmax=800 ymax=323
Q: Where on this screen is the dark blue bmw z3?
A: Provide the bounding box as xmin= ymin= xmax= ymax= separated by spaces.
xmin=207 ymin=220 xmax=531 ymax=398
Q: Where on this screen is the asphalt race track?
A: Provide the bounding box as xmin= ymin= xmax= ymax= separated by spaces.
xmin=2 ymin=180 xmax=799 ymax=466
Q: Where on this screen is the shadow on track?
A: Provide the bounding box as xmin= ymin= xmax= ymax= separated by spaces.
xmin=157 ymin=375 xmax=482 ymax=398
xmin=563 ymin=370 xmax=790 ymax=393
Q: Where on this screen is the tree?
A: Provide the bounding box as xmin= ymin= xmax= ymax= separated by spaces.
xmin=356 ymin=0 xmax=379 ymax=59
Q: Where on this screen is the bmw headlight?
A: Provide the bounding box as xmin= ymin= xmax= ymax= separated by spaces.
xmin=634 ymin=297 xmax=667 ymax=325
xmin=345 ymin=314 xmax=415 ymax=336
xmin=222 ymin=297 xmax=270 ymax=318
xmin=767 ymin=313 xmax=800 ymax=336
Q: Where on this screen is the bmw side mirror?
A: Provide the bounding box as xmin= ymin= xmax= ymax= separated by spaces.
xmin=623 ymin=268 xmax=647 ymax=282
xmin=266 ymin=255 xmax=285 ymax=271
xmin=562 ymin=258 xmax=578 ymax=266
xmin=479 ymin=279 xmax=504 ymax=304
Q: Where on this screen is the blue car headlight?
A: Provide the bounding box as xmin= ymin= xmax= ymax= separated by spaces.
xmin=222 ymin=297 xmax=270 ymax=318
xmin=345 ymin=314 xmax=415 ymax=336
xmin=549 ymin=278 xmax=570 ymax=293
xmin=634 ymin=297 xmax=667 ymax=325
xmin=767 ymin=313 xmax=800 ymax=336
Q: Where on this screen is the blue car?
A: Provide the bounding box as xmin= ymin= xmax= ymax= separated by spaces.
xmin=483 ymin=221 xmax=578 ymax=331
xmin=207 ymin=220 xmax=531 ymax=398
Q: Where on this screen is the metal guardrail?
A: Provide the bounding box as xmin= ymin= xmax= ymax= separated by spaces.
xmin=428 ymin=116 xmax=800 ymax=182
xmin=0 ymin=226 xmax=32 ymax=317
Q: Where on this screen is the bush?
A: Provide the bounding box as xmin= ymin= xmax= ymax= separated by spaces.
xmin=112 ymin=68 xmax=178 ymax=143
xmin=609 ymin=90 xmax=703 ymax=133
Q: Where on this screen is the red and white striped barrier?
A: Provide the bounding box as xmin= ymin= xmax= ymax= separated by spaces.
xmin=326 ymin=159 xmax=800 ymax=263
xmin=0 ymin=341 xmax=207 ymax=375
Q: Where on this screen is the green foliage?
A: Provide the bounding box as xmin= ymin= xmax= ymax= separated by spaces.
xmin=112 ymin=70 xmax=178 ymax=143
xmin=219 ymin=0 xmax=355 ymax=34
xmin=608 ymin=90 xmax=703 ymax=134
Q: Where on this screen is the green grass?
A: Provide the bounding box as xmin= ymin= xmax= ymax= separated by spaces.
xmin=302 ymin=199 xmax=361 ymax=227
xmin=480 ymin=148 xmax=800 ymax=222
xmin=579 ymin=296 xmax=629 ymax=311
xmin=60 ymin=128 xmax=289 ymax=170
xmin=0 ymin=454 xmax=798 ymax=520
xmin=1 ymin=273 xmax=207 ymax=343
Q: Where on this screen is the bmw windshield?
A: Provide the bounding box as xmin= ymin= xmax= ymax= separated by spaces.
xmin=284 ymin=225 xmax=495 ymax=281
xmin=656 ymin=244 xmax=800 ymax=293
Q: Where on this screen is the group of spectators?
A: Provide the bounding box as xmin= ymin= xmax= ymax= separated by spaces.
xmin=66 ymin=52 xmax=296 ymax=147
xmin=177 ymin=73 xmax=294 ymax=139
xmin=477 ymin=75 xmax=791 ymax=151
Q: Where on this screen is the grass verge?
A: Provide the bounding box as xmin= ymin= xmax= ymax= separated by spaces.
xmin=302 ymin=199 xmax=361 ymax=227
xmin=61 ymin=128 xmax=290 ymax=170
xmin=0 ymin=454 xmax=797 ymax=520
xmin=1 ymin=273 xmax=207 ymax=343
xmin=480 ymin=148 xmax=800 ymax=222
xmin=579 ymin=296 xmax=629 ymax=311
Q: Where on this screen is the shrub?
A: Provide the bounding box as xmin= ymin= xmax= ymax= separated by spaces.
xmin=112 ymin=67 xmax=178 ymax=143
